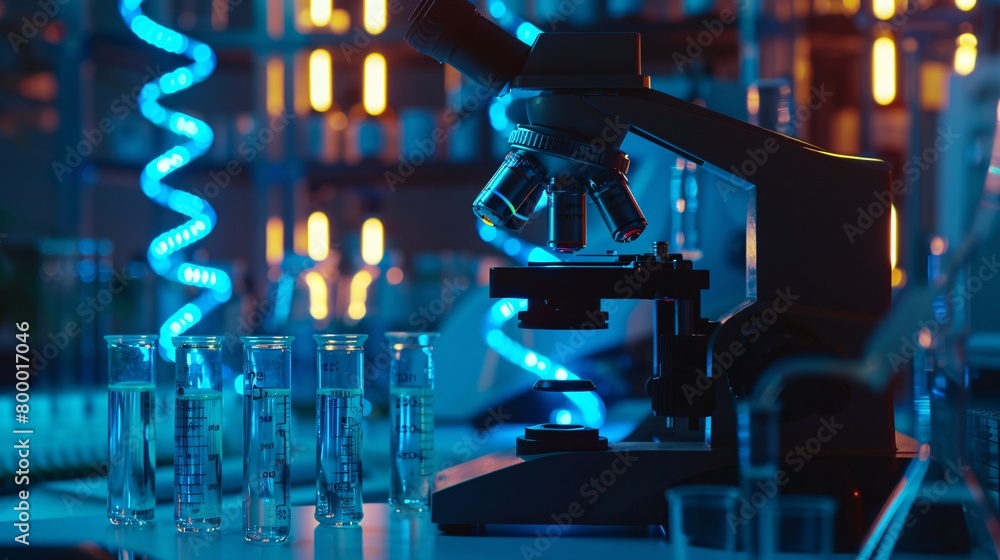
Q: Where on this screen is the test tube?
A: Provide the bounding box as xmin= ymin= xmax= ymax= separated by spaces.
xmin=106 ymin=334 xmax=157 ymax=526
xmin=172 ymin=336 xmax=223 ymax=533
xmin=387 ymin=332 xmax=438 ymax=513
xmin=241 ymin=336 xmax=294 ymax=543
xmin=314 ymin=334 xmax=368 ymax=525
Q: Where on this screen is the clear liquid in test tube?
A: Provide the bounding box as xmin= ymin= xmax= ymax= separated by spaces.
xmin=241 ymin=336 xmax=293 ymax=543
xmin=314 ymin=334 xmax=367 ymax=526
xmin=387 ymin=332 xmax=438 ymax=513
xmin=172 ymin=336 xmax=224 ymax=532
xmin=106 ymin=335 xmax=158 ymax=526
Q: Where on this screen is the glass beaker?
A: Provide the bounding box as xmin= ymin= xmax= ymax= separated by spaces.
xmin=172 ymin=335 xmax=224 ymax=533
xmin=106 ymin=334 xmax=158 ymax=526
xmin=667 ymin=485 xmax=741 ymax=560
xmin=314 ymin=334 xmax=367 ymax=526
xmin=241 ymin=336 xmax=293 ymax=543
xmin=387 ymin=332 xmax=438 ymax=513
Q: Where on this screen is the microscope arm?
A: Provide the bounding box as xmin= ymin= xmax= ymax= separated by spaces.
xmin=589 ymin=87 xmax=842 ymax=170
xmin=575 ymin=88 xmax=890 ymax=334
xmin=553 ymin=88 xmax=894 ymax=448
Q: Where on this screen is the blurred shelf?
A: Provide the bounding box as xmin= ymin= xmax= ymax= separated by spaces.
xmin=85 ymin=28 xmax=413 ymax=53
xmin=83 ymin=160 xmax=499 ymax=190
xmin=306 ymin=161 xmax=499 ymax=189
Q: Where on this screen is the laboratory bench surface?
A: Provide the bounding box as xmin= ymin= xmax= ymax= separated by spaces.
xmin=3 ymin=502 xmax=993 ymax=559
xmin=1 ymin=502 xmax=677 ymax=560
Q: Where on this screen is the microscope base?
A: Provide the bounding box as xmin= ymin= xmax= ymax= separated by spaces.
xmin=432 ymin=442 xmax=735 ymax=528
xmin=432 ymin=442 xmax=916 ymax=550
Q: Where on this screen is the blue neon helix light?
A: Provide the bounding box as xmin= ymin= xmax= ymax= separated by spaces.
xmin=120 ymin=0 xmax=232 ymax=361
xmin=478 ymin=220 xmax=607 ymax=427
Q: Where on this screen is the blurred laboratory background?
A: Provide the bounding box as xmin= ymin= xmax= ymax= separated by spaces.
xmin=0 ymin=0 xmax=998 ymax=527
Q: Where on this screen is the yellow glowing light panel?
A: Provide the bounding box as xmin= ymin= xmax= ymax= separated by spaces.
xmin=364 ymin=0 xmax=387 ymax=35
xmin=266 ymin=58 xmax=285 ymax=116
xmin=747 ymin=84 xmax=760 ymax=116
xmin=310 ymin=0 xmax=331 ymax=26
xmin=350 ymin=269 xmax=373 ymax=299
xmin=309 ymin=49 xmax=333 ymax=112
xmin=873 ymin=37 xmax=896 ymax=106
xmin=348 ymin=270 xmax=373 ymax=320
xmin=308 ymin=211 xmax=330 ymax=261
xmin=954 ymin=33 xmax=977 ymax=76
xmin=363 ymin=53 xmax=387 ymax=116
xmin=873 ymin=0 xmax=894 ymax=19
xmin=361 ymin=218 xmax=384 ymax=265
xmin=305 ymin=271 xmax=328 ymax=320
xmin=266 ymin=216 xmax=284 ymax=266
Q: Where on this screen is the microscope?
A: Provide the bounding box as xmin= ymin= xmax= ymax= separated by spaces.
xmin=406 ymin=0 xmax=900 ymax=546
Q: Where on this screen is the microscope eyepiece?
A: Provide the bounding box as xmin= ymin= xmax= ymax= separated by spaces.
xmin=473 ymin=150 xmax=546 ymax=231
xmin=407 ymin=0 xmax=647 ymax=246
xmin=588 ymin=169 xmax=647 ymax=243
xmin=406 ymin=0 xmax=531 ymax=97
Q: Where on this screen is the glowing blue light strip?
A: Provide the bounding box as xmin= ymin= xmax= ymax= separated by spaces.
xmin=120 ymin=0 xmax=231 ymax=361
xmin=486 ymin=1 xmax=542 ymax=46
xmin=478 ymin=222 xmax=607 ymax=427
xmin=485 ymin=299 xmax=606 ymax=426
